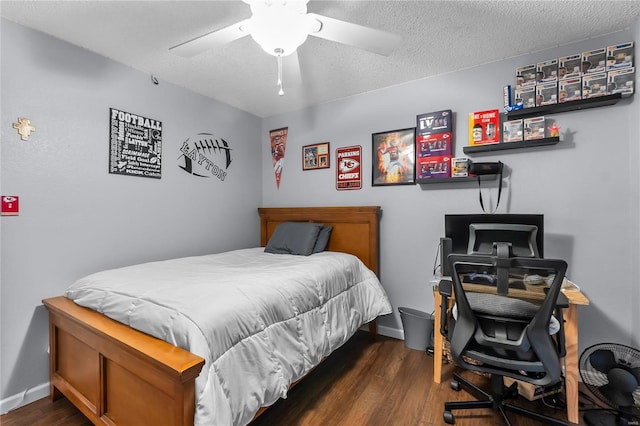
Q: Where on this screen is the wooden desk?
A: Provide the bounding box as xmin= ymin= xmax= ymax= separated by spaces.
xmin=432 ymin=279 xmax=589 ymax=424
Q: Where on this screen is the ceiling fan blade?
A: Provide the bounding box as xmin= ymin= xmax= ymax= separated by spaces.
xmin=282 ymin=50 xmax=302 ymax=88
xmin=307 ymin=13 xmax=401 ymax=56
xmin=170 ymin=19 xmax=250 ymax=57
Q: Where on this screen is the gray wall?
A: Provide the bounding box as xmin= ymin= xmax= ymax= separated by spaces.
xmin=1 ymin=14 xmax=639 ymax=412
xmin=1 ymin=20 xmax=262 ymax=406
xmin=262 ymin=25 xmax=640 ymax=352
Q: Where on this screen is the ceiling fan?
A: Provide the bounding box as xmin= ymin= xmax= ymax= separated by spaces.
xmin=170 ymin=0 xmax=402 ymax=95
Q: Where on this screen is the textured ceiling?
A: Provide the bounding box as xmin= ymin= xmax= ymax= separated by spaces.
xmin=2 ymin=1 xmax=639 ymax=118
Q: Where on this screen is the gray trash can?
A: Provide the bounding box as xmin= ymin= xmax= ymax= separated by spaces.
xmin=398 ymin=307 xmax=434 ymax=351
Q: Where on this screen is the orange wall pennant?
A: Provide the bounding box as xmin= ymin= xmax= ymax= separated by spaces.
xmin=269 ymin=127 xmax=288 ymax=188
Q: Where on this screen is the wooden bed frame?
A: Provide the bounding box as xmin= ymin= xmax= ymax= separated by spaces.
xmin=43 ymin=206 xmax=381 ymax=426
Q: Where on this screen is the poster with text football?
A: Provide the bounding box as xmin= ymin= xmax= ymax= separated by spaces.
xmin=270 ymin=127 xmax=287 ymax=188
xmin=109 ymin=108 xmax=162 ymax=178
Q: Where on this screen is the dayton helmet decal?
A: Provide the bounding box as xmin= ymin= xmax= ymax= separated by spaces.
xmin=178 ymin=133 xmax=232 ymax=180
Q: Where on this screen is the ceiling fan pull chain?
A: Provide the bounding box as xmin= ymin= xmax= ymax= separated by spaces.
xmin=276 ymin=48 xmax=284 ymax=96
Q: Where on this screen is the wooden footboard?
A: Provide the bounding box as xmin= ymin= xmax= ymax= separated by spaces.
xmin=43 ymin=296 xmax=204 ymax=426
xmin=44 ymin=206 xmax=382 ymax=425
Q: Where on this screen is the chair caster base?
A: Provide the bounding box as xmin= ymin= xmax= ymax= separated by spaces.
xmin=444 ymin=410 xmax=455 ymax=424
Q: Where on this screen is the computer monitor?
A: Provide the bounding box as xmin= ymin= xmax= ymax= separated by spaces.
xmin=441 ymin=214 xmax=544 ymax=275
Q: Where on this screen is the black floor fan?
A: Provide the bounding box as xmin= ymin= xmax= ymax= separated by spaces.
xmin=579 ymin=343 xmax=640 ymax=426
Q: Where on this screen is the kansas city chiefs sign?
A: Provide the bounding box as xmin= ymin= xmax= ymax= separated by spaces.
xmin=336 ymin=145 xmax=362 ymax=190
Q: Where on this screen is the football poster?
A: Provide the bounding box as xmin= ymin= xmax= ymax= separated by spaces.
xmin=270 ymin=127 xmax=287 ymax=188
xmin=109 ymin=108 xmax=162 ymax=178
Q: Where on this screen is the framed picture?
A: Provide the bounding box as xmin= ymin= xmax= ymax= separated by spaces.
xmin=372 ymin=127 xmax=416 ymax=186
xmin=302 ymin=142 xmax=330 ymax=170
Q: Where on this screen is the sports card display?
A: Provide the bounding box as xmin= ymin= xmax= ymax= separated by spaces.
xmin=416 ymin=133 xmax=452 ymax=158
xmin=417 ymin=155 xmax=451 ymax=180
xmin=417 ymin=109 xmax=452 ymax=135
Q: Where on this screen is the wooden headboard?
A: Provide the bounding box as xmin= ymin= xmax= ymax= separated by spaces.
xmin=258 ymin=206 xmax=381 ymax=276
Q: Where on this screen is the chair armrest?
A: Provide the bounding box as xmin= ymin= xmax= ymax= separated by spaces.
xmin=439 ymin=279 xmax=453 ymax=297
xmin=555 ymin=292 xmax=569 ymax=308
xmin=554 ymin=306 xmax=566 ymax=358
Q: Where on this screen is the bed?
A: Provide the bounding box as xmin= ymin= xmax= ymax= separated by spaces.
xmin=43 ymin=206 xmax=390 ymax=426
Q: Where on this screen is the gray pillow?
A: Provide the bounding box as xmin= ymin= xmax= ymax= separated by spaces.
xmin=312 ymin=226 xmax=333 ymax=253
xmin=264 ymin=222 xmax=323 ymax=256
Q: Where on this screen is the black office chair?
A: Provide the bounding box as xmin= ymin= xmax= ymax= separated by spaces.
xmin=439 ymin=250 xmax=569 ymax=425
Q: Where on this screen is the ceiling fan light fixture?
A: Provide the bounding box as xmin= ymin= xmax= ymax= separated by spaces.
xmin=243 ymin=0 xmax=317 ymax=56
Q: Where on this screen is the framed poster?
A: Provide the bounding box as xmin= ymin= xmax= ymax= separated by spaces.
xmin=302 ymin=142 xmax=330 ymax=170
xmin=109 ymin=108 xmax=162 ymax=179
xmin=372 ymin=127 xmax=415 ymax=186
xmin=336 ymin=145 xmax=362 ymax=190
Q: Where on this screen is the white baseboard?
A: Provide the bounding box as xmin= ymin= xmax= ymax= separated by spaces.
xmin=377 ymin=324 xmax=404 ymax=340
xmin=359 ymin=323 xmax=404 ymax=341
xmin=0 ymin=382 xmax=49 ymax=415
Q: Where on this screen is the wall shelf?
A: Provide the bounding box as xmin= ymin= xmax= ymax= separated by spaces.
xmin=417 ymin=175 xmax=497 ymax=185
xmin=463 ymin=137 xmax=560 ymax=155
xmin=506 ymin=93 xmax=624 ymax=119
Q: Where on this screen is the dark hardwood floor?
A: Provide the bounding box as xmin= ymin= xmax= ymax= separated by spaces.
xmin=1 ymin=331 xmax=594 ymax=425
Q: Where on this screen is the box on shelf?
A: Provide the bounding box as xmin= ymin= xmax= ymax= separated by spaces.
xmin=559 ymin=54 xmax=582 ymax=79
xmin=606 ymin=42 xmax=634 ymax=70
xmin=469 ymin=109 xmax=500 ymax=145
xmin=503 ymin=377 xmax=563 ymax=401
xmin=515 ymin=86 xmax=536 ymax=109
xmin=503 ymin=119 xmax=524 ymax=142
xmin=503 ymin=85 xmax=513 ymax=110
xmin=607 ymin=67 xmax=635 ymax=95
xmin=582 ymin=72 xmax=608 ymax=99
xmin=516 ymin=64 xmax=537 ymax=88
xmin=417 ymin=109 xmax=453 ymax=135
xmin=417 ymin=156 xmax=451 ymax=180
xmin=523 ymin=116 xmax=546 ymax=140
xmin=582 ymin=48 xmax=607 ymax=74
xmin=558 ymin=77 xmax=582 ymax=102
xmin=536 ymin=82 xmax=558 ymax=106
xmin=416 ymin=132 xmax=452 ymax=158
xmin=451 ymin=157 xmax=469 ymax=177
xmin=537 ymin=59 xmax=558 ymax=83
